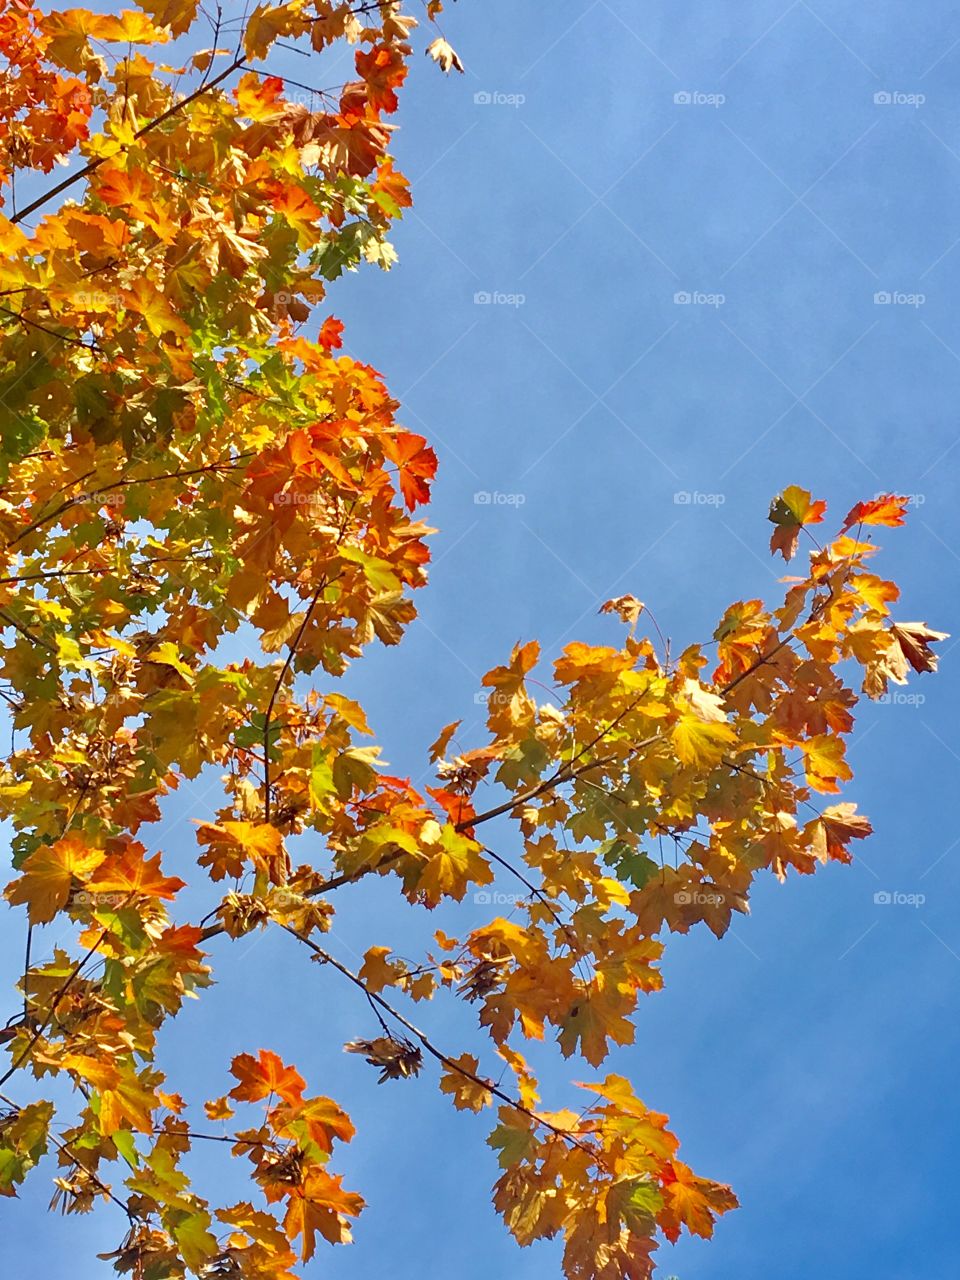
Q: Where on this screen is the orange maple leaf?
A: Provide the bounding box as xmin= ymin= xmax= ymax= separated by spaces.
xmin=229 ymin=1049 xmax=306 ymax=1106
xmin=841 ymin=493 xmax=909 ymax=531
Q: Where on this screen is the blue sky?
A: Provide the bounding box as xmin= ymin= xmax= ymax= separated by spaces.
xmin=6 ymin=1 xmax=960 ymax=1276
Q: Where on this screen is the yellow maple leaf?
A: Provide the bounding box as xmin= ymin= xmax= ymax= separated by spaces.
xmin=5 ymin=836 xmax=106 ymax=924
xmin=801 ymin=734 xmax=852 ymax=794
xmin=413 ymin=826 xmax=493 ymax=906
xmin=672 ymin=714 xmax=737 ymax=767
xmin=439 ymin=1053 xmax=493 ymax=1111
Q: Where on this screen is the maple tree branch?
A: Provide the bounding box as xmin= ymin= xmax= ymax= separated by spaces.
xmin=461 ymin=576 xmax=844 ymax=835
xmin=279 ymin=926 xmax=597 ymax=1156
xmin=0 ymin=1091 xmax=134 ymax=1219
xmin=720 ymin=577 xmax=844 ymax=696
xmin=0 ymin=556 xmax=213 ymax=586
xmin=720 ymin=631 xmax=798 ymax=695
xmin=262 ymin=581 xmax=328 ymax=825
xmin=458 ymin=736 xmax=663 ymax=832
xmin=10 ymin=57 xmax=246 ymax=227
xmin=0 ymin=925 xmax=114 ymax=1087
xmin=160 ymin=1127 xmax=277 ymax=1147
xmin=478 ymin=841 xmax=580 ymax=943
xmin=0 ymin=258 xmax=120 ymax=299
xmin=0 ymin=607 xmax=57 ymax=653
xmin=7 ymin=455 xmax=255 ymax=551
xmin=21 ymin=925 xmax=31 ymax=1023
xmin=0 ymin=304 xmax=100 ymax=351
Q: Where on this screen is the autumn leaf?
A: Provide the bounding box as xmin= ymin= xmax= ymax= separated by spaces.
xmin=319 ymin=316 xmax=344 ymax=351
xmin=809 ymin=803 xmax=873 ymax=863
xmin=841 ymin=494 xmax=909 ymax=531
xmin=439 ymin=1054 xmax=493 ymax=1111
xmin=380 ymin=431 xmax=438 ymax=510
xmin=428 ymin=719 xmax=461 ymax=763
xmin=283 ymin=1170 xmax=364 ymax=1259
xmin=62 ymin=1055 xmax=157 ymax=1135
xmin=599 ymin=594 xmax=645 ymax=630
xmin=413 ymin=825 xmax=494 ymax=906
xmin=4 ymin=836 xmax=105 ymax=924
xmin=768 ymin=485 xmax=827 ymax=560
xmin=273 ymin=1095 xmax=355 ymax=1154
xmin=557 ymin=983 xmax=635 ymax=1066
xmin=243 ymin=0 xmax=305 ymax=58
xmin=426 ymin=36 xmax=464 ymax=73
xmin=229 ymin=1049 xmax=306 ymax=1106
xmin=487 ymin=1109 xmax=539 ymax=1169
xmin=890 ymin=621 xmax=949 ymax=674
xmin=357 ymin=945 xmax=404 ymax=993
xmin=801 ymin=734 xmax=852 ymax=794
xmin=344 ymin=1037 xmax=423 ymax=1082
xmin=659 ymin=1161 xmax=739 ymax=1242
xmin=235 ymin=70 xmax=286 ymax=120
xmin=84 ymin=844 xmax=185 ymax=902
xmin=0 ymin=1101 xmax=54 ymax=1196
xmin=672 ymin=714 xmax=737 ymax=767
xmin=203 ymin=1096 xmax=235 ymax=1121
xmin=195 ymin=822 xmax=287 ymax=883
xmin=136 ymin=0 xmax=201 ymax=37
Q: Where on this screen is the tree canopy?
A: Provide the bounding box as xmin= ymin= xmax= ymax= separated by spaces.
xmin=0 ymin=3 xmax=946 ymax=1278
